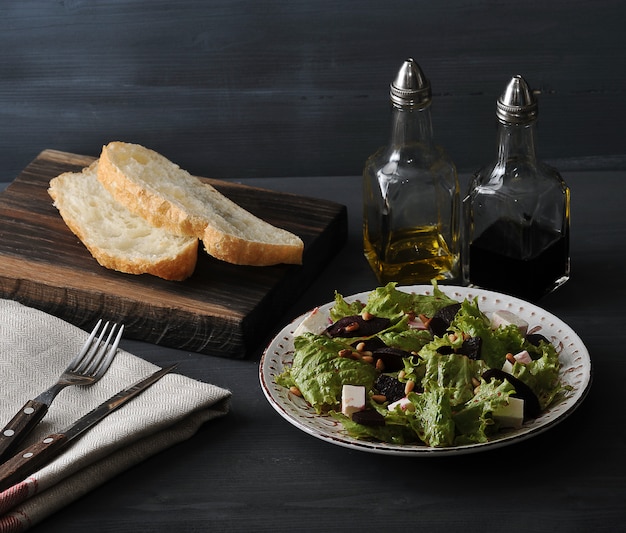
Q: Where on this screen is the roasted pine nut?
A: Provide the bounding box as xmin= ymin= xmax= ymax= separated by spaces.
xmin=418 ymin=313 xmax=431 ymax=327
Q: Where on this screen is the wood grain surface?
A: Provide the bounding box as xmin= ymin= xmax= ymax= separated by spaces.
xmin=0 ymin=150 xmax=347 ymax=358
xmin=1 ymin=1 xmax=625 ymax=184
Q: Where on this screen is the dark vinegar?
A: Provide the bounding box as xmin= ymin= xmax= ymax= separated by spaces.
xmin=469 ymin=219 xmax=569 ymax=301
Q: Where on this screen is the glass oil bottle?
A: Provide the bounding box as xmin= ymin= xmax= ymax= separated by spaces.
xmin=463 ymin=75 xmax=570 ymax=301
xmin=363 ymin=58 xmax=460 ymax=285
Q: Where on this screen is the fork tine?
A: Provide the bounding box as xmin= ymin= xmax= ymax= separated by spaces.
xmin=80 ymin=322 xmax=123 ymax=376
xmin=89 ymin=324 xmax=124 ymax=379
xmin=65 ymin=319 xmax=103 ymax=371
xmin=73 ymin=321 xmax=112 ymax=374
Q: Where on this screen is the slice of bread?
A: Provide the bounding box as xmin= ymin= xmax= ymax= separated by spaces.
xmin=97 ymin=141 xmax=304 ymax=266
xmin=48 ymin=162 xmax=199 ymax=281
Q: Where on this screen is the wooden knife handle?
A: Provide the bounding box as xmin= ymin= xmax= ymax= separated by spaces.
xmin=0 ymin=432 xmax=67 ymax=493
xmin=0 ymin=400 xmax=49 ymax=463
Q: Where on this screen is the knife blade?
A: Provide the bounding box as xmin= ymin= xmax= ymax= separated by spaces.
xmin=0 ymin=364 xmax=177 ymax=492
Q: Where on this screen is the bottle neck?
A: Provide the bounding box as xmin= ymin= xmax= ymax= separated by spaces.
xmin=389 ymin=103 xmax=434 ymax=147
xmin=496 ymin=120 xmax=538 ymax=163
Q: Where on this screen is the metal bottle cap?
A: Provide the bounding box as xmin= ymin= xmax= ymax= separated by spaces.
xmin=496 ymin=75 xmax=538 ymax=124
xmin=389 ymin=58 xmax=431 ymax=109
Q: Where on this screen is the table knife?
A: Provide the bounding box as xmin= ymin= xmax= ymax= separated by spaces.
xmin=0 ymin=364 xmax=177 ymax=492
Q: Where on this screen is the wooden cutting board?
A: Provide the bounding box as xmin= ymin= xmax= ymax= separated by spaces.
xmin=0 ymin=150 xmax=347 ymax=358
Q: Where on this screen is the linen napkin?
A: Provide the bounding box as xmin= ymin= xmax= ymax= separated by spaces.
xmin=0 ymin=298 xmax=231 ymax=532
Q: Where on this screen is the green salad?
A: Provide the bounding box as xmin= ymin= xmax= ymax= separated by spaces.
xmin=276 ymin=282 xmax=569 ymax=448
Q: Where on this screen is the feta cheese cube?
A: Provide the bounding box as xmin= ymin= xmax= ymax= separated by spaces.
xmin=341 ymin=385 xmax=366 ymax=417
xmin=293 ymin=307 xmax=330 ymax=337
xmin=493 ymin=397 xmax=524 ymax=429
xmin=502 ymin=350 xmax=531 ymax=374
xmin=491 ymin=310 xmax=529 ymax=336
xmin=513 ymin=350 xmax=532 ymax=364
xmin=387 ymin=397 xmax=414 ymax=412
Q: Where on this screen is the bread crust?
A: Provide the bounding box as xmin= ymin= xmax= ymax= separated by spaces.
xmin=67 ymin=218 xmax=198 ymax=280
xmin=98 ymin=141 xmax=304 ymax=266
xmin=202 ymin=225 xmax=303 ymax=266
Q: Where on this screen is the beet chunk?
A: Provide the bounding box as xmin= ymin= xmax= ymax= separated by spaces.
xmin=325 ymin=315 xmax=391 ymax=338
xmin=351 ymin=337 xmax=387 ymax=352
xmin=436 ymin=336 xmax=482 ymax=360
xmin=428 ymin=303 xmax=462 ymax=337
xmin=458 ymin=336 xmax=482 ymax=360
xmin=526 ymin=333 xmax=550 ymax=347
xmin=481 ymin=368 xmax=541 ymax=420
xmin=352 ymin=409 xmax=386 ymax=427
xmin=374 ymin=374 xmax=407 ymax=403
xmin=372 ymin=347 xmax=411 ymax=372
xmin=436 ymin=345 xmax=455 ymax=355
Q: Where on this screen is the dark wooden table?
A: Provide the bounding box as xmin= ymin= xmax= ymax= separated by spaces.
xmin=2 ymin=170 xmax=625 ymax=532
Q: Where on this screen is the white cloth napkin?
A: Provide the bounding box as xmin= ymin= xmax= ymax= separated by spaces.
xmin=0 ymin=298 xmax=231 ymax=532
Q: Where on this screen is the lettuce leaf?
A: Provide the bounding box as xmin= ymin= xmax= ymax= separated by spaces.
xmin=453 ymin=378 xmax=514 ymax=444
xmin=449 ymin=298 xmax=527 ymax=369
xmin=422 ymin=353 xmax=488 ymax=407
xmin=277 ymin=333 xmax=378 ymax=414
xmin=329 ymin=292 xmax=366 ymax=322
xmin=406 ymin=388 xmax=456 ymax=447
xmin=378 ymin=325 xmax=433 ymax=353
xmin=330 ymin=410 xmax=421 ymax=445
xmin=363 ymin=281 xmax=457 ymax=319
xmin=330 ymin=281 xmax=459 ymax=325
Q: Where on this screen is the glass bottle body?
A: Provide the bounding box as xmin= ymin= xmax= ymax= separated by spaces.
xmin=363 ymin=105 xmax=460 ymax=285
xmin=463 ymin=122 xmax=570 ymax=301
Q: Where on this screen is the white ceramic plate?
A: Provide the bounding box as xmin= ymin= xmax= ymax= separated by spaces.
xmin=259 ymin=285 xmax=592 ymax=456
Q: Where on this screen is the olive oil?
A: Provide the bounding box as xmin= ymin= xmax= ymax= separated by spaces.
xmin=364 ymin=226 xmax=458 ymax=284
xmin=363 ymin=59 xmax=460 ymax=285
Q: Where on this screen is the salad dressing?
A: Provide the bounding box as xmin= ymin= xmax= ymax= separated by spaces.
xmin=469 ymin=219 xmax=570 ymax=302
xmin=363 ymin=59 xmax=460 ymax=285
xmin=364 ymin=224 xmax=457 ymax=284
xmin=463 ymin=75 xmax=570 ymax=300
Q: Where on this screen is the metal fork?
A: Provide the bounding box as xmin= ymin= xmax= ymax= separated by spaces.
xmin=0 ymin=319 xmax=124 ymax=463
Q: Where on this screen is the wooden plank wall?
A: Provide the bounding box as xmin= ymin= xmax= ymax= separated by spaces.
xmin=1 ymin=0 xmax=624 ymax=183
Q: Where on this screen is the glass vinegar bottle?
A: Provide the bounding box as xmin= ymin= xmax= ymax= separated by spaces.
xmin=463 ymin=75 xmax=570 ymax=301
xmin=363 ymin=58 xmax=460 ymax=285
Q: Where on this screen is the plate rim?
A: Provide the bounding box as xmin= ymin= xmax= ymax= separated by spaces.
xmin=259 ymin=285 xmax=593 ymax=456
